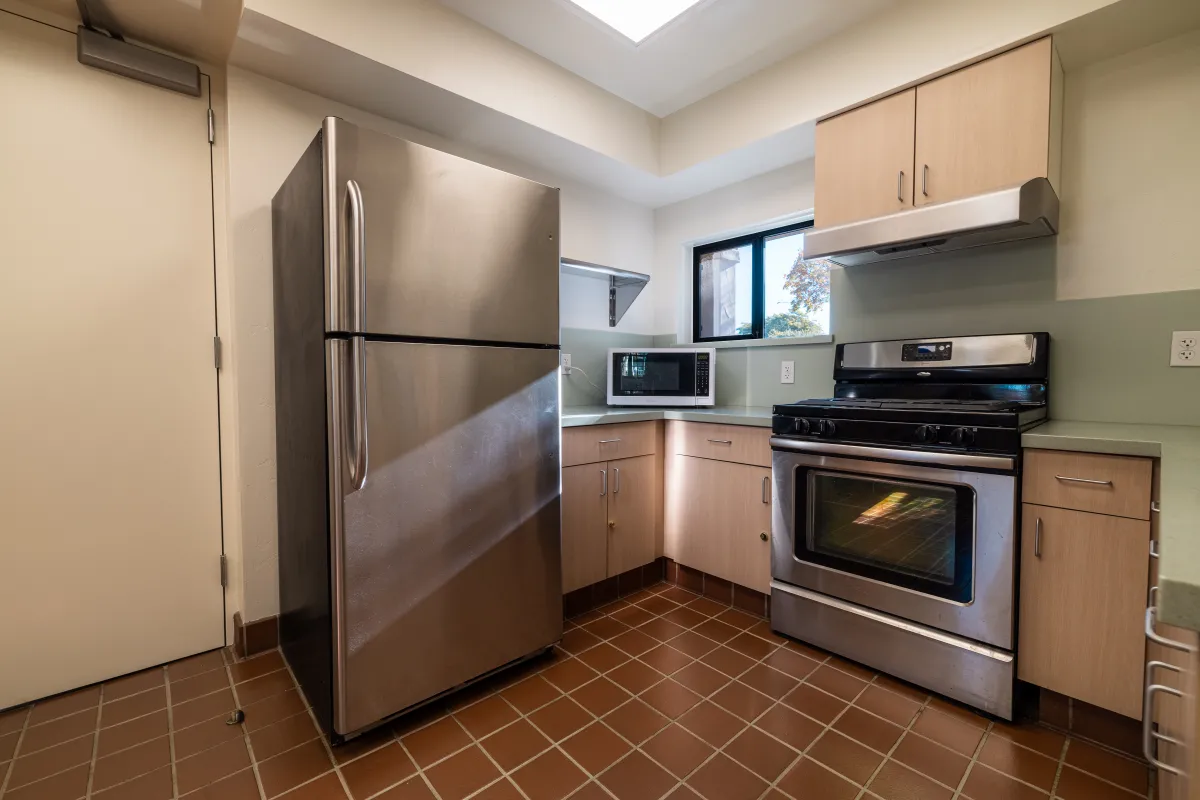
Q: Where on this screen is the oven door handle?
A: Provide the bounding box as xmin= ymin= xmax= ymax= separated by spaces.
xmin=769 ymin=437 xmax=1015 ymax=471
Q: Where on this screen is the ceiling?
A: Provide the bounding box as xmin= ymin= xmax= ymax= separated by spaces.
xmin=437 ymin=0 xmax=900 ymax=116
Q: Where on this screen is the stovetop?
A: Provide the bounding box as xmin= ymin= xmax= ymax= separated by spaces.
xmin=787 ymin=398 xmax=1028 ymax=412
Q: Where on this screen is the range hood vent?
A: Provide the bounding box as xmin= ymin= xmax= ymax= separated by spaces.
xmin=560 ymin=258 xmax=649 ymax=327
xmin=804 ymin=178 xmax=1060 ymax=266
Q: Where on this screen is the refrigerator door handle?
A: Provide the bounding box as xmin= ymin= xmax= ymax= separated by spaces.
xmin=347 ymin=336 xmax=368 ymax=492
xmin=346 ymin=179 xmax=366 ymax=331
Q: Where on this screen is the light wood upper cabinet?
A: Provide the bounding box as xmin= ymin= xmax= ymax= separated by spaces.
xmin=1017 ymin=503 xmax=1150 ymax=719
xmin=814 ymin=89 xmax=916 ymax=229
xmin=608 ymin=455 xmax=657 ymax=577
xmin=915 ymin=37 xmax=1060 ymax=207
xmin=813 ymin=36 xmax=1062 ymax=226
xmin=561 ymin=463 xmax=609 ymax=593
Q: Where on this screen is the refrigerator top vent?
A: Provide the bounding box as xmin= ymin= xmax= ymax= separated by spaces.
xmin=560 ymin=258 xmax=650 ymax=328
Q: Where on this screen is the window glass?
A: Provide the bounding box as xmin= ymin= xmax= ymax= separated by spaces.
xmin=695 ymin=244 xmax=752 ymax=340
xmin=764 ymin=231 xmax=830 ymax=338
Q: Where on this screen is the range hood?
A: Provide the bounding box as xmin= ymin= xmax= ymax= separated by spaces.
xmin=804 ymin=178 xmax=1060 ymax=266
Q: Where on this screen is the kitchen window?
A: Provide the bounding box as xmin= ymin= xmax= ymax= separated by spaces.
xmin=692 ymin=221 xmax=831 ymax=343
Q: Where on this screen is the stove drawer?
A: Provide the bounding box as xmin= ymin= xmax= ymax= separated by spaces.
xmin=1023 ymin=449 xmax=1152 ymax=520
xmin=668 ymin=421 xmax=771 ymax=467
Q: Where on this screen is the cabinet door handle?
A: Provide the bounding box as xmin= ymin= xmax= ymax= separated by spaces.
xmin=1054 ymin=475 xmax=1113 ymax=486
xmin=598 ymin=438 xmax=621 ymax=444
xmin=613 ymin=468 xmax=620 ymax=494
xmin=762 ymin=476 xmax=770 ymax=504
xmin=1034 ymin=517 xmax=1042 ymax=558
xmin=897 ymin=170 xmax=904 ymax=202
xmin=600 ymin=469 xmax=607 ymax=497
xmin=707 ymin=438 xmax=732 ymax=445
xmin=921 ymin=164 xmax=929 ymax=197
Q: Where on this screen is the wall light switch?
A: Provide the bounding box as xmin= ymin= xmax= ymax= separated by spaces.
xmin=1171 ymin=331 xmax=1200 ymax=367
xmin=781 ymin=361 xmax=795 ymax=384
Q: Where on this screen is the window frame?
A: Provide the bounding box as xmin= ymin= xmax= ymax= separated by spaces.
xmin=691 ymin=220 xmax=816 ymax=344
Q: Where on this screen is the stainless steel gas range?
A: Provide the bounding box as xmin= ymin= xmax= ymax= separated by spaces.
xmin=768 ymin=333 xmax=1050 ymax=719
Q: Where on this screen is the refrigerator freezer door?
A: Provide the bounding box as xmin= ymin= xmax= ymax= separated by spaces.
xmin=325 ymin=117 xmax=560 ymax=345
xmin=330 ymin=339 xmax=563 ymax=735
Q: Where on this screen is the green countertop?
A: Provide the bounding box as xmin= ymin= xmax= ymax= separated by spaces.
xmin=561 ymin=405 xmax=773 ymax=428
xmin=1023 ymin=420 xmax=1200 ymax=632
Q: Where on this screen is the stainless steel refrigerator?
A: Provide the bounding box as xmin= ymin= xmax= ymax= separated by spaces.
xmin=271 ymin=117 xmax=563 ymax=741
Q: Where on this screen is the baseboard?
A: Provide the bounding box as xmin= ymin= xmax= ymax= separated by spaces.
xmin=233 ymin=611 xmax=279 ymax=659
xmin=562 ymin=557 xmax=771 ymax=619
xmin=1037 ymin=688 xmax=1145 ymax=759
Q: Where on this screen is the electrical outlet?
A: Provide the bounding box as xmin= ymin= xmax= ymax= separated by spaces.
xmin=781 ymin=361 xmax=795 ymax=384
xmin=1171 ymin=331 xmax=1200 ymax=367
xmin=561 ymin=353 xmax=572 ymax=375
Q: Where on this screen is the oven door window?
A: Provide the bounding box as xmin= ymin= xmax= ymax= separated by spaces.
xmin=797 ymin=470 xmax=975 ymax=603
xmin=611 ymin=353 xmax=696 ymax=397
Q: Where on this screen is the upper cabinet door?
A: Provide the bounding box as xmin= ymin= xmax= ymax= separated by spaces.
xmin=814 ymin=88 xmax=916 ymax=228
xmin=915 ymin=38 xmax=1055 ymax=207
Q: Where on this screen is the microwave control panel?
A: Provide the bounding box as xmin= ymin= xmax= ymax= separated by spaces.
xmin=696 ymin=353 xmax=711 ymax=396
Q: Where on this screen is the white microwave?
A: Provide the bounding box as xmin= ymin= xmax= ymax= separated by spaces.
xmin=607 ymin=348 xmax=716 ymax=407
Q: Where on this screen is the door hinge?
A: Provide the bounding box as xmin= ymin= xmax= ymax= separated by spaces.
xmin=207 ymin=108 xmax=215 ymax=145
xmin=219 ymin=554 xmax=228 ymax=587
xmin=213 ymin=335 xmax=222 ymax=370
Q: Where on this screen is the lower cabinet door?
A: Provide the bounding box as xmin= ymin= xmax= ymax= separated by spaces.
xmin=561 ymin=463 xmax=609 ymax=593
xmin=607 ymin=455 xmax=657 ymax=578
xmin=1017 ymin=503 xmax=1150 ymax=718
xmin=728 ymin=467 xmax=773 ymax=594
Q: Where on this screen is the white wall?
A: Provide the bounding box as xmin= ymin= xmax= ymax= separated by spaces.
xmin=223 ymin=67 xmax=656 ymax=622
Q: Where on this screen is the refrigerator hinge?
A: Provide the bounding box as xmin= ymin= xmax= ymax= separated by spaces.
xmin=219 ymin=554 xmax=228 ymax=587
xmin=207 ymin=108 xmax=215 ymax=145
xmin=213 ymin=335 xmax=221 ymax=370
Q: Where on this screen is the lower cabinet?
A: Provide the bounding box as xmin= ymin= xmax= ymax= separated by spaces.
xmin=561 ymin=455 xmax=657 ymax=594
xmin=1017 ymin=503 xmax=1150 ymax=718
xmin=666 ymin=455 xmax=772 ymax=593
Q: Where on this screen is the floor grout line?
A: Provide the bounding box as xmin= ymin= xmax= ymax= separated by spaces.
xmin=850 ymin=689 xmax=935 ymax=800
xmin=83 ymin=684 xmax=105 ymax=799
xmin=1050 ymin=734 xmax=1070 ymax=799
xmin=226 ymin=657 xmax=269 ymax=800
xmin=163 ymin=666 xmax=182 ymax=800
xmin=0 ymin=706 xmax=33 ymax=799
xmin=949 ymin=716 xmax=993 ymax=800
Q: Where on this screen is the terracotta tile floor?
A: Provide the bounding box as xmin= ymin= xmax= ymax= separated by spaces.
xmin=0 ymin=581 xmax=1153 ymax=800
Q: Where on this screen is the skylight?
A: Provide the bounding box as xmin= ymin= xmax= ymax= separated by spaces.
xmin=566 ymin=0 xmax=706 ymax=44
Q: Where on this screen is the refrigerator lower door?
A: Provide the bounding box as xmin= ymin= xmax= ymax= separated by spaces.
xmin=329 ymin=338 xmax=562 ymax=736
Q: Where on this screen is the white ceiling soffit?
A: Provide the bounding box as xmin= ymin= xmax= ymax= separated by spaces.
xmin=437 ymin=0 xmax=899 ymax=116
xmin=230 ymin=8 xmax=812 ymax=207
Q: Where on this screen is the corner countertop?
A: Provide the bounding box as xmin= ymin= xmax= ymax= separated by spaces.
xmin=561 ymin=405 xmax=773 ymax=429
xmin=1022 ymin=420 xmax=1200 ymax=632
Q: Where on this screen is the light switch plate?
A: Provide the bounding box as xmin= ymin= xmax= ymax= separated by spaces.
xmin=781 ymin=361 xmax=795 ymax=384
xmin=1171 ymin=331 xmax=1200 ymax=367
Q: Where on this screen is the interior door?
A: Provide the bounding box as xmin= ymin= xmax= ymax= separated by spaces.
xmin=335 ymin=339 xmax=561 ymax=735
xmin=0 ymin=12 xmax=223 ymax=707
xmin=607 ymin=455 xmax=656 ymax=577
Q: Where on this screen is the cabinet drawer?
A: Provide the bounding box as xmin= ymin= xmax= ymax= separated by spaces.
xmin=563 ymin=421 xmax=657 ymax=467
xmin=1023 ymin=449 xmax=1152 ymax=520
xmin=668 ymin=422 xmax=771 ymax=467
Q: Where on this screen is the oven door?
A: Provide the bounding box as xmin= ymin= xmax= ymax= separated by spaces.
xmin=607 ymin=350 xmax=698 ymax=406
xmin=770 ymin=439 xmax=1017 ymax=650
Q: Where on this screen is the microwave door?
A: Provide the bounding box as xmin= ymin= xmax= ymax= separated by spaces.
xmin=608 ymin=351 xmax=698 ymax=406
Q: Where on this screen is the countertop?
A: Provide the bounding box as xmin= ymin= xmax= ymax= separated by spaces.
xmin=561 ymin=405 xmax=773 ymax=429
xmin=1023 ymin=420 xmax=1200 ymax=632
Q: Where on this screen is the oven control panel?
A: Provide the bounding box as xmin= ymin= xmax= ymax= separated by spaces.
xmin=902 ymin=342 xmax=953 ymax=362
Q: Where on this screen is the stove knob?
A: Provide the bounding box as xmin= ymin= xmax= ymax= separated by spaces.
xmin=915 ymin=425 xmax=936 ymax=443
xmin=819 ymin=419 xmax=837 ymax=437
xmin=793 ymin=418 xmax=812 ymax=435
xmin=951 ymin=427 xmax=976 ymax=447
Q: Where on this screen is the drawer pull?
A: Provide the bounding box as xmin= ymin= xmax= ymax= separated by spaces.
xmin=1146 ymin=606 xmax=1197 ymax=652
xmin=1034 ymin=517 xmax=1042 ymax=558
xmin=613 ymin=468 xmax=620 ymax=494
xmin=1054 ymin=475 xmax=1113 ymax=486
xmin=707 ymin=439 xmax=733 ymax=445
xmin=762 ymin=476 xmax=770 ymax=504
xmin=598 ymin=438 xmax=621 ymax=444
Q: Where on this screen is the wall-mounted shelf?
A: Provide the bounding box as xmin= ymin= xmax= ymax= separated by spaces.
xmin=560 ymin=258 xmax=650 ymax=328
